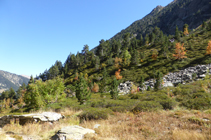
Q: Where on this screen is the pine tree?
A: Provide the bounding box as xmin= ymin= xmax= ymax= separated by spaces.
xmin=154 ymin=71 xmax=163 ymax=91
xmin=123 ymin=49 xmax=131 ymax=66
xmin=107 ymin=55 xmax=113 ymax=66
xmin=82 ymin=44 xmax=89 ymax=63
xmin=131 ymin=49 xmax=139 ymax=65
xmin=140 ymin=51 xmax=145 ymax=62
xmin=95 ymin=56 xmax=100 ymax=70
xmin=140 ymin=75 xmax=144 ymax=88
xmin=139 ymin=35 xmax=143 ymax=47
xmin=110 ymin=78 xmax=119 ymax=100
xmin=145 ymin=34 xmax=149 ymax=46
xmin=76 ymin=76 xmax=91 ymax=104
xmin=123 ymin=33 xmax=131 ymax=50
xmin=175 ymin=25 xmax=180 ymax=40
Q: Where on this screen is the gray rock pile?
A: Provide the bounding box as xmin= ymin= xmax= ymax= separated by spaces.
xmin=0 ymin=112 xmax=63 ymax=127
xmin=141 ymin=64 xmax=211 ymax=90
xmin=118 ymin=81 xmax=133 ymax=95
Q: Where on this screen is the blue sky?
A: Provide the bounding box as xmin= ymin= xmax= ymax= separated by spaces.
xmin=0 ymin=0 xmax=173 ymax=77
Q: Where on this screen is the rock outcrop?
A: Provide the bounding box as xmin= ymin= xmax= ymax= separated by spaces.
xmin=51 ymin=125 xmax=95 ymax=140
xmin=0 ymin=112 xmax=63 ymax=127
xmin=141 ymin=64 xmax=211 ymax=90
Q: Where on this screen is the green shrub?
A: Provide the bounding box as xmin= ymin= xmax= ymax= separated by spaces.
xmin=109 ymin=106 xmax=127 ymax=112
xmin=118 ymin=95 xmax=129 ymax=100
xmin=181 ymin=92 xmax=211 ymax=110
xmin=79 ymin=108 xmax=113 ymax=121
xmin=132 ymin=101 xmax=163 ymax=112
xmin=91 ymin=100 xmax=107 ymax=108
xmin=134 ymin=92 xmax=176 ymax=110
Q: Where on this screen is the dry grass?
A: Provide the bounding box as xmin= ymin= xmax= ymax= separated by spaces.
xmin=2 ymin=108 xmax=81 ymax=139
xmin=81 ymin=110 xmax=211 ymax=140
xmin=2 ymin=108 xmax=211 ymax=140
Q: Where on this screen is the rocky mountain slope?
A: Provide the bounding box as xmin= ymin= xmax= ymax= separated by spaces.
xmin=111 ymin=0 xmax=211 ymax=40
xmin=0 ymin=70 xmax=29 ymax=93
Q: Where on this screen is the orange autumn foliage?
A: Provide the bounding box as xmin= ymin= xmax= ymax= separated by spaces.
xmin=92 ymin=82 xmax=99 ymax=93
xmin=115 ymin=69 xmax=122 ymax=80
xmin=151 ymin=49 xmax=158 ymax=60
xmin=183 ymin=27 xmax=189 ymax=36
xmin=114 ymin=57 xmax=122 ymax=69
xmin=173 ymin=43 xmax=187 ymax=60
xmin=205 ymin=41 xmax=211 ymax=55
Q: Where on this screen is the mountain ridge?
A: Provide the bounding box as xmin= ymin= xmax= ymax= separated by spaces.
xmin=0 ymin=70 xmax=29 ymax=93
xmin=110 ymin=0 xmax=211 ymax=41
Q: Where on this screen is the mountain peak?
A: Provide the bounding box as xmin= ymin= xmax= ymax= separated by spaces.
xmin=149 ymin=5 xmax=163 ymax=16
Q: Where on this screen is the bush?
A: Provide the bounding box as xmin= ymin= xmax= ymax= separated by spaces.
xmin=181 ymin=92 xmax=211 ymax=110
xmin=109 ymin=106 xmax=127 ymax=112
xmin=132 ymin=92 xmax=176 ymax=110
xmin=79 ymin=108 xmax=113 ymax=121
xmin=132 ymin=101 xmax=163 ymax=112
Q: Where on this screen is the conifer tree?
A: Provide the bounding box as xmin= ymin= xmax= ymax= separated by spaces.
xmin=131 ymin=49 xmax=139 ymax=65
xmin=76 ymin=76 xmax=91 ymax=105
xmin=139 ymin=35 xmax=143 ymax=47
xmin=175 ymin=25 xmax=180 ymax=40
xmin=110 ymin=78 xmax=119 ymax=100
xmin=145 ymin=34 xmax=149 ymax=46
xmin=95 ymin=56 xmax=100 ymax=70
xmin=140 ymin=75 xmax=144 ymax=89
xmin=154 ymin=71 xmax=163 ymax=91
xmin=107 ymin=54 xmax=113 ymax=66
xmin=123 ymin=33 xmax=131 ymax=50
xmin=202 ymin=21 xmax=207 ymax=30
xmin=82 ymin=44 xmax=89 ymax=63
xmin=140 ymin=51 xmax=145 ymax=62
xmin=123 ymin=49 xmax=131 ymax=66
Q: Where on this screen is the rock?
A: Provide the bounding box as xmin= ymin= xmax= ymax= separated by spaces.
xmin=118 ymin=81 xmax=134 ymax=95
xmin=94 ymin=124 xmax=101 ymax=129
xmin=163 ymin=82 xmax=174 ymax=87
xmin=51 ymin=125 xmax=95 ymax=140
xmin=0 ymin=112 xmax=63 ymax=127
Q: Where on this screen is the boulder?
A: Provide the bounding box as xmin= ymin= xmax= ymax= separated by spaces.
xmin=51 ymin=125 xmax=95 ymax=140
xmin=0 ymin=112 xmax=64 ymax=127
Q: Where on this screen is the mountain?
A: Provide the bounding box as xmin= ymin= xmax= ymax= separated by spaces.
xmin=0 ymin=70 xmax=30 ymax=93
xmin=111 ymin=0 xmax=211 ymax=40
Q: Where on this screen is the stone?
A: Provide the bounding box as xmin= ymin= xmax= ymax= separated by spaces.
xmin=51 ymin=125 xmax=95 ymax=140
xmin=0 ymin=112 xmax=63 ymax=127
xmin=94 ymin=124 xmax=101 ymax=129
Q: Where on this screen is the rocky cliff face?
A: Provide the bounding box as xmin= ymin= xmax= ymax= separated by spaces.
xmin=0 ymin=70 xmax=29 ymax=93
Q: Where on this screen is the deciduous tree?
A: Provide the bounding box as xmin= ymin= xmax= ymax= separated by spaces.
xmin=115 ymin=69 xmax=122 ymax=80
xmin=173 ymin=43 xmax=187 ymax=60
xmin=206 ymin=41 xmax=211 ymax=55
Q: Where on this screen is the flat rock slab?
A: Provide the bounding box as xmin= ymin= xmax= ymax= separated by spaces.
xmin=52 ymin=125 xmax=95 ymax=140
xmin=0 ymin=112 xmax=63 ymax=126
